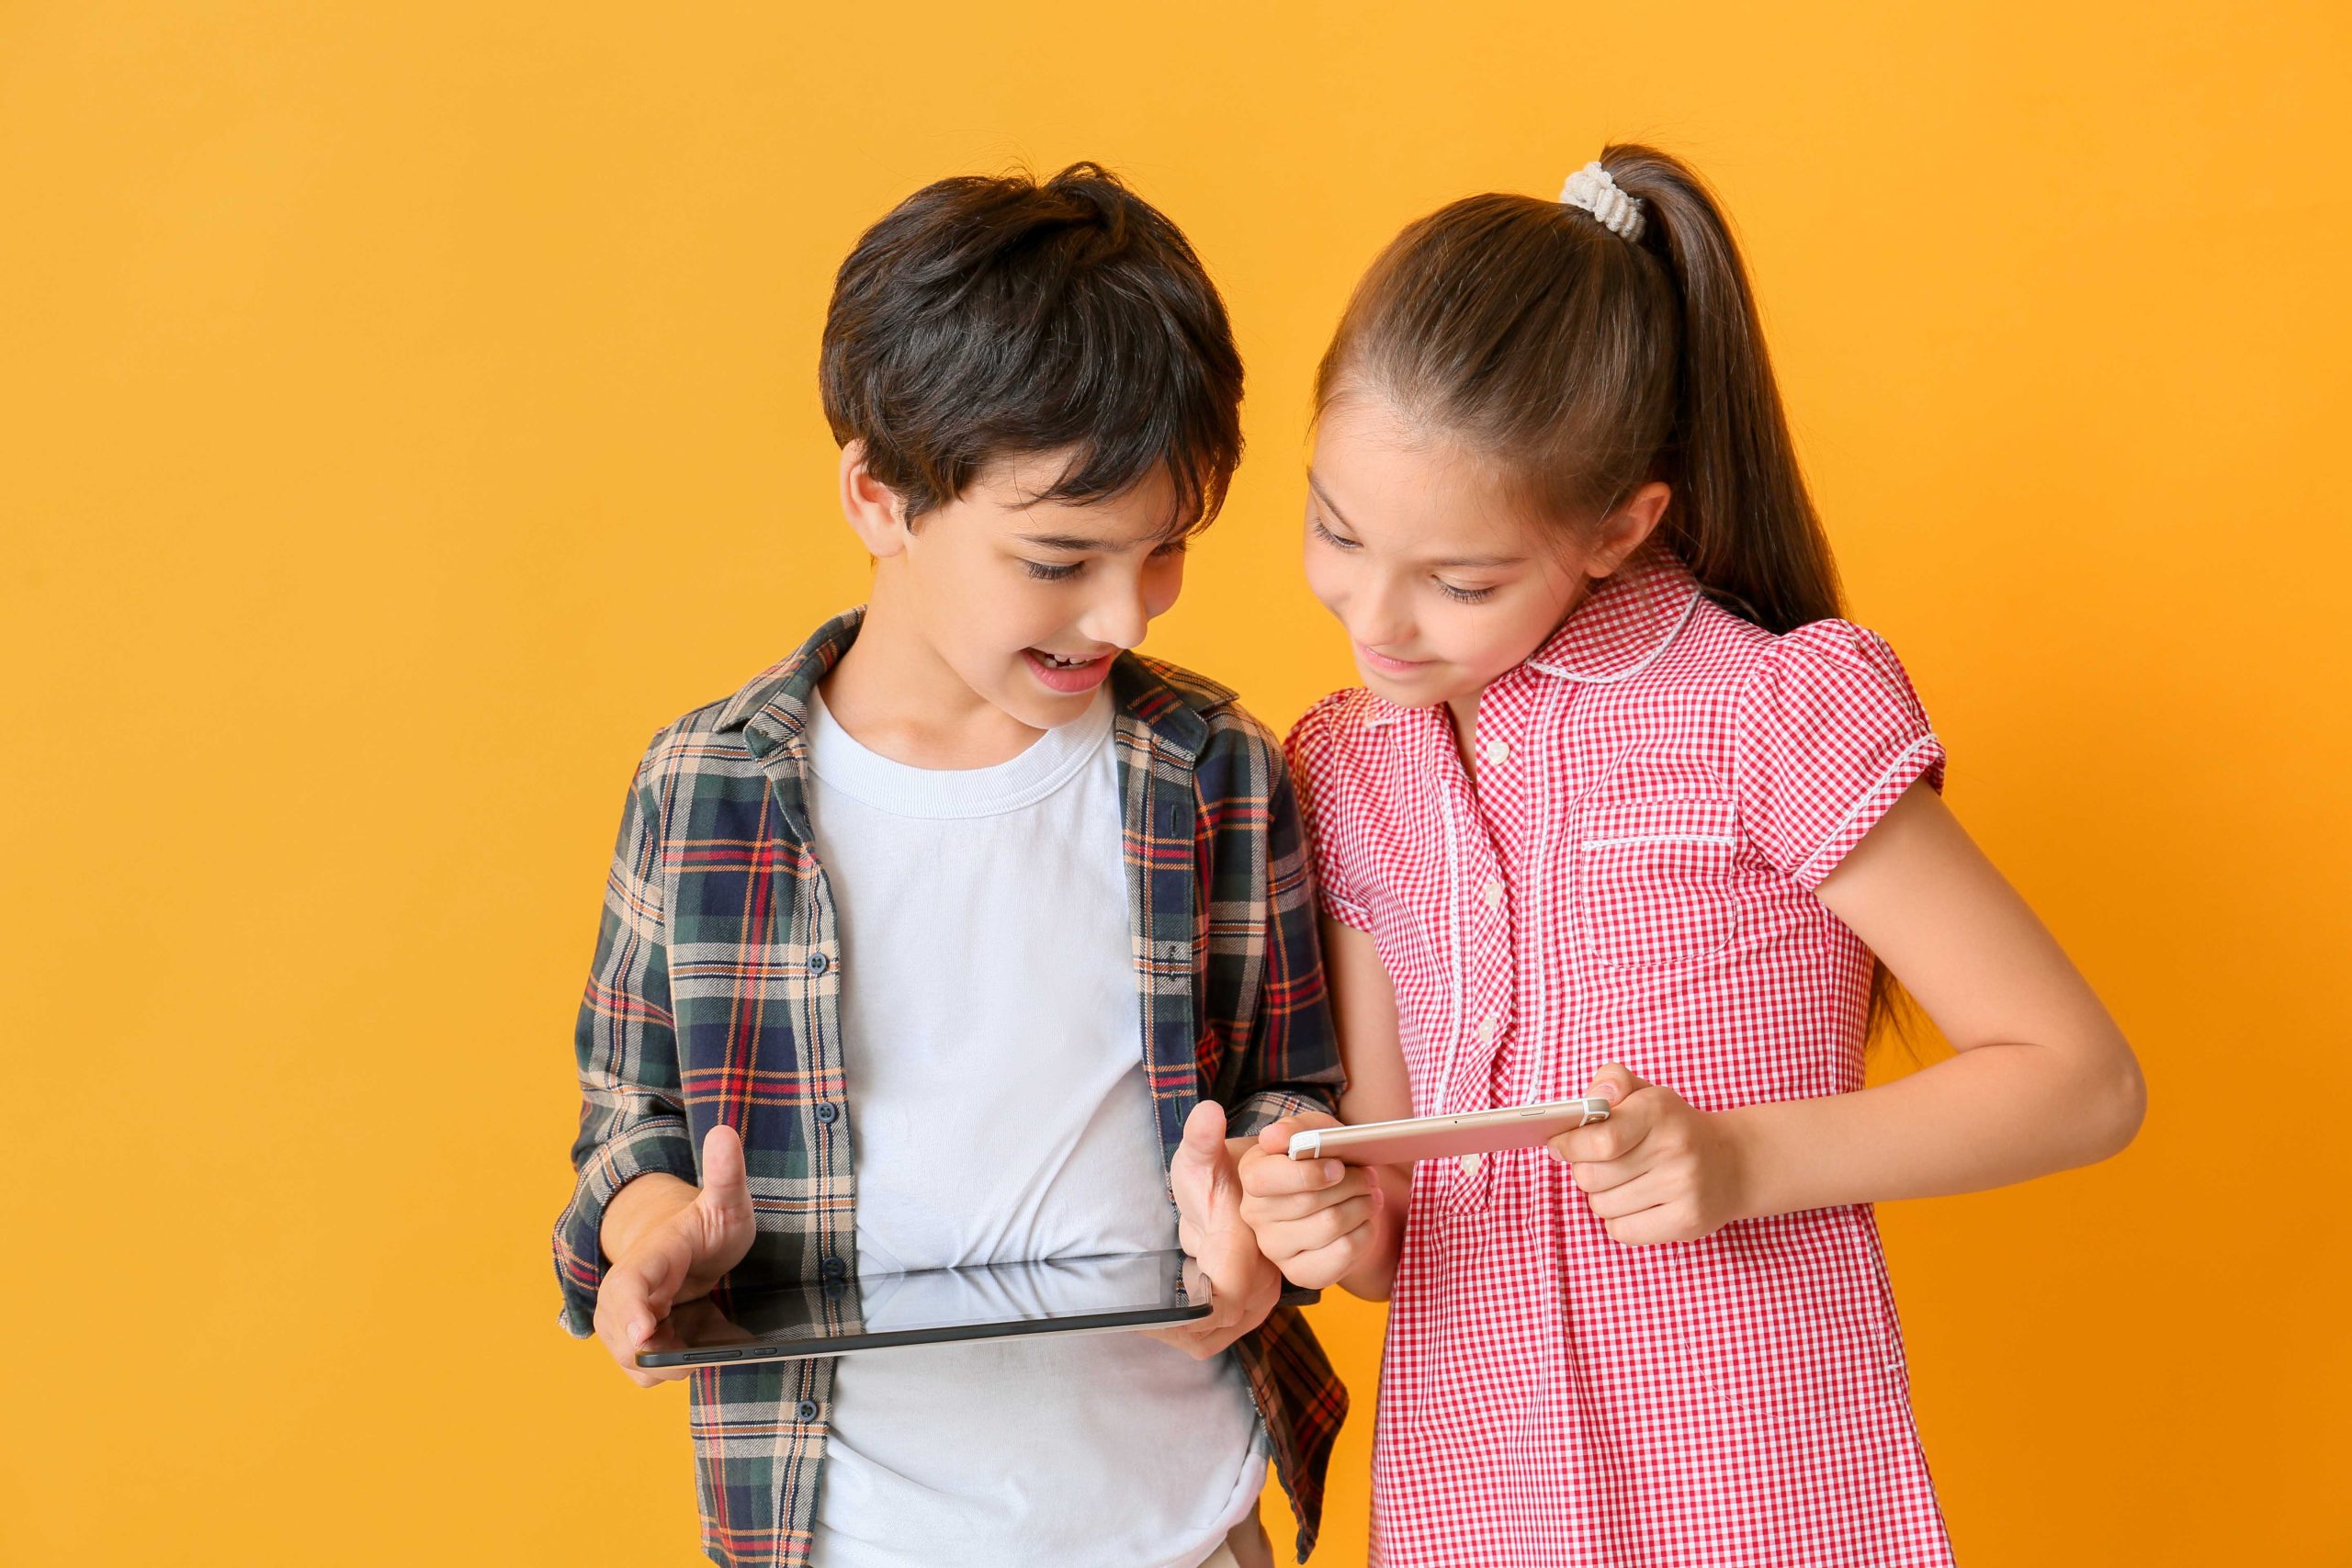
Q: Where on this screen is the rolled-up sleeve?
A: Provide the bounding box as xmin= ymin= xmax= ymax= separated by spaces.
xmin=550 ymin=743 xmax=700 ymax=1337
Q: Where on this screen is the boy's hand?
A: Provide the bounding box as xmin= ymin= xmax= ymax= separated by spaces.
xmin=593 ymin=1123 xmax=757 ymax=1387
xmin=1146 ymin=1100 xmax=1282 ymax=1360
xmin=1237 ymin=1112 xmax=1385 ymax=1289
xmin=1546 ymin=1064 xmax=1753 ymax=1245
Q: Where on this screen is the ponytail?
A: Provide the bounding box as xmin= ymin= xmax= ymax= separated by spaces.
xmin=1315 ymin=142 xmax=1844 ymax=635
xmin=1601 ymin=147 xmax=1843 ymax=632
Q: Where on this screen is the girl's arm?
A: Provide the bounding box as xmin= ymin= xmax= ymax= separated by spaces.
xmin=1236 ymin=914 xmax=1418 ymax=1302
xmin=1725 ymin=780 xmax=2145 ymax=1216
xmin=1318 ymin=917 xmax=1418 ymax=1300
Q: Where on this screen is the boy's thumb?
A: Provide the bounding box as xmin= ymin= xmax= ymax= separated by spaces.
xmin=1174 ymin=1100 xmax=1234 ymax=1197
xmin=698 ymin=1122 xmax=752 ymax=1220
xmin=1181 ymin=1100 xmax=1229 ymax=1156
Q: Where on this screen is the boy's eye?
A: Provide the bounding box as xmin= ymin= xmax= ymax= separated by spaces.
xmin=1310 ymin=515 xmax=1360 ymax=550
xmin=1022 ymin=559 xmax=1083 ymax=581
xmin=1435 ymin=580 xmax=1496 ymax=604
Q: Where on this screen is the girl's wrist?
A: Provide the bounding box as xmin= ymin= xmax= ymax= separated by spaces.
xmin=1338 ymin=1168 xmax=1409 ymax=1300
xmin=1720 ymin=1102 xmax=1790 ymax=1224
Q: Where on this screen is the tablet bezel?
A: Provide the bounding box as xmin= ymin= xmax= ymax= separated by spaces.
xmin=634 ymin=1249 xmax=1314 ymax=1368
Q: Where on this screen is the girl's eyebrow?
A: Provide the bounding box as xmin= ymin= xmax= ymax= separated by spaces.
xmin=1306 ymin=471 xmax=1352 ymax=529
xmin=1431 ymin=550 xmax=1527 ymax=570
xmin=1307 ymin=469 xmax=1526 ymax=570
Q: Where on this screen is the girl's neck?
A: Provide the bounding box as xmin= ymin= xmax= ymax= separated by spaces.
xmin=1442 ymin=575 xmax=1598 ymax=779
xmin=1443 ymin=694 xmax=1483 ymax=779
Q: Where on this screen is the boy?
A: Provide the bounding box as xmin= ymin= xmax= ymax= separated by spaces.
xmin=550 ymin=164 xmax=1346 ymax=1568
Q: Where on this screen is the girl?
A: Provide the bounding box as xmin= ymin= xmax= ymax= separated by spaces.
xmin=1234 ymin=147 xmax=2146 ymax=1565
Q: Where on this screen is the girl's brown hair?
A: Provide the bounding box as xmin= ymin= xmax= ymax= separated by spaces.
xmin=1319 ymin=145 xmax=1922 ymax=1039
xmin=1314 ymin=143 xmax=1843 ymax=634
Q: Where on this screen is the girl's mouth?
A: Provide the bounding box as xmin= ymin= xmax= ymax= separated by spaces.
xmin=1357 ymin=642 xmax=1434 ymax=677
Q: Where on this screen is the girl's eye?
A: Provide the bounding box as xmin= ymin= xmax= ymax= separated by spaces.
xmin=1309 ymin=515 xmax=1360 ymax=550
xmin=1022 ymin=559 xmax=1082 ymax=581
xmin=1150 ymin=540 xmax=1189 ymax=560
xmin=1435 ymin=580 xmax=1496 ymax=604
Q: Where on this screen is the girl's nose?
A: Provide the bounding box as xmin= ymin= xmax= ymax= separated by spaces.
xmin=1351 ymin=576 xmax=1413 ymax=650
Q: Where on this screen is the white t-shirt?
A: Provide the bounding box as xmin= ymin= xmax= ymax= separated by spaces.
xmin=801 ymin=686 xmax=1265 ymax=1568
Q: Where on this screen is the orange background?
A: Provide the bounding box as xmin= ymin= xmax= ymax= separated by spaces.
xmin=5 ymin=3 xmax=2347 ymax=1563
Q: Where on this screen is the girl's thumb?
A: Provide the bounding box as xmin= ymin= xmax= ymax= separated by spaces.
xmin=1585 ymin=1063 xmax=1642 ymax=1106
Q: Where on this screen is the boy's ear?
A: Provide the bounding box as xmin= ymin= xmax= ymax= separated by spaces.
xmin=839 ymin=440 xmax=912 ymax=558
xmin=1588 ymin=480 xmax=1671 ymax=579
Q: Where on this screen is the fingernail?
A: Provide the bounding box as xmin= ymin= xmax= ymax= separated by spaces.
xmin=1322 ymin=1162 xmax=1343 ymax=1186
xmin=631 ymin=1317 xmax=650 ymax=1344
xmin=1371 ymin=1187 xmax=1386 ymax=1211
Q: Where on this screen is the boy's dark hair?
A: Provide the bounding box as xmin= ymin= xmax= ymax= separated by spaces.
xmin=820 ymin=163 xmax=1244 ymax=533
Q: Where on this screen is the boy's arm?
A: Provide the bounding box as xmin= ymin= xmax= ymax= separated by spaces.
xmin=1143 ymin=739 xmax=1341 ymax=1361
xmin=1217 ymin=742 xmax=1349 ymax=1137
xmin=550 ymin=749 xmax=703 ymax=1338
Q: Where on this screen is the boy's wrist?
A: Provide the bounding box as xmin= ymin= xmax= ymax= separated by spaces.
xmin=598 ymin=1171 xmax=698 ymax=1266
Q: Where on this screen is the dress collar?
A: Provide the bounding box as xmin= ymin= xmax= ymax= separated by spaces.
xmin=1522 ymin=544 xmax=1703 ymax=684
xmin=1357 ymin=546 xmax=1703 ymax=728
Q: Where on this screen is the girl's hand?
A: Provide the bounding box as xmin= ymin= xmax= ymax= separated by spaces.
xmin=1546 ymin=1065 xmax=1754 ymax=1246
xmin=1237 ymin=1112 xmax=1386 ymax=1289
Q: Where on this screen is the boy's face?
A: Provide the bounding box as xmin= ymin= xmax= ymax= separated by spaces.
xmin=856 ymin=446 xmax=1190 ymax=732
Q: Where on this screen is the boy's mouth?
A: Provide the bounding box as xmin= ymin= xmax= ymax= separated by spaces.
xmin=1023 ymin=647 xmax=1114 ymax=694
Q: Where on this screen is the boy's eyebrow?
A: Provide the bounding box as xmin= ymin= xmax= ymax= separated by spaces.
xmin=1014 ymin=531 xmax=1117 ymax=552
xmin=1306 ymin=470 xmax=1527 ymax=570
xmin=1013 ymin=512 xmax=1192 ymax=553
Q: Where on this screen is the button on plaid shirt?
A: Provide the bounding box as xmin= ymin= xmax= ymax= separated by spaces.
xmin=552 ymin=609 xmax=1350 ymax=1567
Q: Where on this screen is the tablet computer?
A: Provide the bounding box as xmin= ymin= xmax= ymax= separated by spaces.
xmin=635 ymin=1248 xmax=1320 ymax=1369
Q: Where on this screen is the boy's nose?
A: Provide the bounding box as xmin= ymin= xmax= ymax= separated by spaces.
xmin=1080 ymin=580 xmax=1153 ymax=651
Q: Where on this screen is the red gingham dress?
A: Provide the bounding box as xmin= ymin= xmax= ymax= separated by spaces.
xmin=1285 ymin=547 xmax=1956 ymax=1567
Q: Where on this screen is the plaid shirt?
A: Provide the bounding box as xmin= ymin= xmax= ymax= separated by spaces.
xmin=552 ymin=608 xmax=1350 ymax=1567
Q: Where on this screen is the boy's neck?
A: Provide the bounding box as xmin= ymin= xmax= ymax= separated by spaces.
xmin=820 ymin=574 xmax=1048 ymax=771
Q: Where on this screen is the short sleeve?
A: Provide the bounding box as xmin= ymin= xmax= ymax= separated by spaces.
xmin=1733 ymin=621 xmax=1946 ymax=888
xmin=1283 ymin=698 xmax=1374 ymax=932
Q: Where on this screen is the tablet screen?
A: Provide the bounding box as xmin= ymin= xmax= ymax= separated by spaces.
xmin=636 ymin=1248 xmax=1216 ymax=1367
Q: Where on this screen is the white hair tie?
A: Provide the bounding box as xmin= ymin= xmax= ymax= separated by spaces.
xmin=1559 ymin=161 xmax=1645 ymax=243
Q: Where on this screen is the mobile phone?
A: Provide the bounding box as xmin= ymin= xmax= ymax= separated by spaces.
xmin=1286 ymin=1097 xmax=1611 ymax=1165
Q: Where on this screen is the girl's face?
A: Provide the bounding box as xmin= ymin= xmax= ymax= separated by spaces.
xmin=1304 ymin=395 xmax=1660 ymax=716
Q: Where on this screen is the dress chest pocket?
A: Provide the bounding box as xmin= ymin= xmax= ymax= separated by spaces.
xmin=1575 ymin=795 xmax=1740 ymax=967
